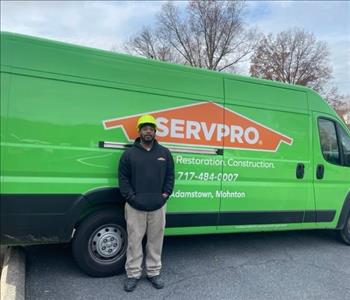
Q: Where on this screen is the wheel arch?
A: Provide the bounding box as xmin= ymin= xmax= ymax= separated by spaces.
xmin=336 ymin=191 xmax=350 ymax=230
xmin=65 ymin=187 xmax=126 ymax=239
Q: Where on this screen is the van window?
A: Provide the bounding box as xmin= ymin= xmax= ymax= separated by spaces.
xmin=338 ymin=125 xmax=350 ymax=167
xmin=318 ymin=119 xmax=341 ymax=165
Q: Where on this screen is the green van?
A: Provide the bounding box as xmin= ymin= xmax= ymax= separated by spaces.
xmin=1 ymin=32 xmax=349 ymax=277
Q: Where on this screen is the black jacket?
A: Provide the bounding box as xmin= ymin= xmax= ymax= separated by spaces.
xmin=118 ymin=138 xmax=175 ymax=211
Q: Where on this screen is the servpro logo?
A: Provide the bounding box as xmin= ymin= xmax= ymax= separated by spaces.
xmin=103 ymin=102 xmax=293 ymax=152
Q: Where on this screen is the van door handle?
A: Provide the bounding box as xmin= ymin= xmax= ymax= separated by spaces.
xmin=316 ymin=164 xmax=324 ymax=179
xmin=296 ymin=163 xmax=305 ymax=179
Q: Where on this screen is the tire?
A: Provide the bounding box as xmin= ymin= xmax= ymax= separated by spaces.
xmin=72 ymin=208 xmax=127 ymax=277
xmin=338 ymin=211 xmax=350 ymax=245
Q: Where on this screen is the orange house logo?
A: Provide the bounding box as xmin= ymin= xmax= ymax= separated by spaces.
xmin=103 ymin=102 xmax=293 ymax=152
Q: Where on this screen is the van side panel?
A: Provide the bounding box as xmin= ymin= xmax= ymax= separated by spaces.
xmin=0 ymin=73 xmax=10 ymax=189
xmin=1 ymin=72 xmax=225 ymax=242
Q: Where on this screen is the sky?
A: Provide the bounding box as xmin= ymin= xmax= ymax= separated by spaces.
xmin=1 ymin=0 xmax=349 ymax=97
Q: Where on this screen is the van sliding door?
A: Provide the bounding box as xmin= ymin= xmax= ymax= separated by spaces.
xmin=218 ymin=79 xmax=314 ymax=231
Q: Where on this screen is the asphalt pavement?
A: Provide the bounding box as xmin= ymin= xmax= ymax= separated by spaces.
xmin=25 ymin=230 xmax=350 ymax=300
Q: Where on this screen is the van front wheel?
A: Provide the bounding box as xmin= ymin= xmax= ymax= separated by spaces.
xmin=72 ymin=209 xmax=127 ymax=277
xmin=338 ymin=211 xmax=350 ymax=245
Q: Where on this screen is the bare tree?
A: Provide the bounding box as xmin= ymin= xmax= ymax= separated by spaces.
xmin=322 ymin=85 xmax=349 ymax=109
xmin=125 ymin=1 xmax=257 ymax=72
xmin=250 ymin=28 xmax=332 ymax=92
xmin=124 ymin=27 xmax=180 ymax=62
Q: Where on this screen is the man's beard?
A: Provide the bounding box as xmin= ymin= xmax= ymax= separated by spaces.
xmin=140 ymin=135 xmax=154 ymax=145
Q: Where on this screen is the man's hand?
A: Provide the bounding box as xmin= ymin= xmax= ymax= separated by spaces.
xmin=162 ymin=193 xmax=169 ymax=199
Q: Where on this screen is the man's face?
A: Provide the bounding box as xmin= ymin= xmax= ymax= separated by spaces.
xmin=139 ymin=124 xmax=156 ymax=144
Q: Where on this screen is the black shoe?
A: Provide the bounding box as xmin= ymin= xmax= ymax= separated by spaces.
xmin=124 ymin=277 xmax=139 ymax=292
xmin=147 ymin=275 xmax=164 ymax=289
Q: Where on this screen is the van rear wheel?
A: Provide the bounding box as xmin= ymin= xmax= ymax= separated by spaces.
xmin=72 ymin=208 xmax=127 ymax=277
xmin=338 ymin=211 xmax=350 ymax=245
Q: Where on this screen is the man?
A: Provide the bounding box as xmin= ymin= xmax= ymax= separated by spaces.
xmin=118 ymin=114 xmax=175 ymax=292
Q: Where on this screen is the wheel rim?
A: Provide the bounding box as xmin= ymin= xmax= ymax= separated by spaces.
xmin=88 ymin=224 xmax=127 ymax=264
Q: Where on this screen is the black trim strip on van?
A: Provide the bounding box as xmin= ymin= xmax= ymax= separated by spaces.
xmin=1 ymin=193 xmax=336 ymax=243
xmin=165 ymin=210 xmax=336 ymax=228
xmin=99 ymin=141 xmax=222 ymax=155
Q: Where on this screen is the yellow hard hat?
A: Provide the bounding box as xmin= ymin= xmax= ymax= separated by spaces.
xmin=136 ymin=114 xmax=157 ymax=129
